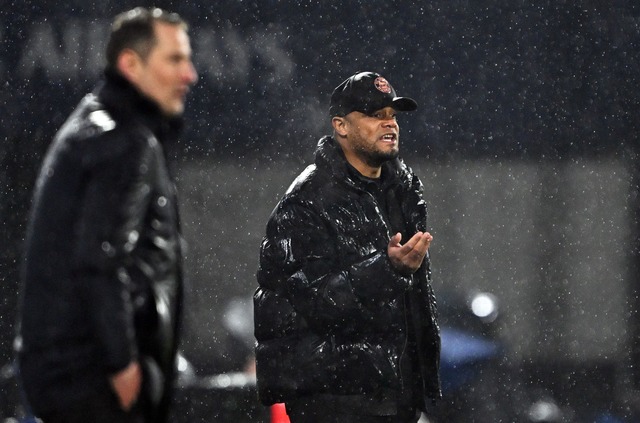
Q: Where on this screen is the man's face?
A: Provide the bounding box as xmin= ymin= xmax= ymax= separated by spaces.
xmin=133 ymin=22 xmax=197 ymax=116
xmin=339 ymin=106 xmax=401 ymax=170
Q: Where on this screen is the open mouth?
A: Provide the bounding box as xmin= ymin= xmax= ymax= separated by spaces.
xmin=381 ymin=133 xmax=397 ymax=142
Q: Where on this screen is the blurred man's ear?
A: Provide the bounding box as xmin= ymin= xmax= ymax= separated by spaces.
xmin=116 ymin=49 xmax=143 ymax=84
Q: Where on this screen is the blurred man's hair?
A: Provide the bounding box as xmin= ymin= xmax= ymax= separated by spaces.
xmin=105 ymin=7 xmax=188 ymax=70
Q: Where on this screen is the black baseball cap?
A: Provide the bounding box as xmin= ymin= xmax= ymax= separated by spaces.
xmin=329 ymin=71 xmax=418 ymax=117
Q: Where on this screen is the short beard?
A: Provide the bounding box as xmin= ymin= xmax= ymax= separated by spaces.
xmin=358 ymin=148 xmax=399 ymax=168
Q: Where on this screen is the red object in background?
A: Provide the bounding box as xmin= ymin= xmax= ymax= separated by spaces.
xmin=271 ymin=403 xmax=290 ymax=423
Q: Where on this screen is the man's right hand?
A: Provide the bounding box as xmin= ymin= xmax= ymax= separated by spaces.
xmin=110 ymin=361 xmax=142 ymax=411
xmin=388 ymin=231 xmax=433 ymax=275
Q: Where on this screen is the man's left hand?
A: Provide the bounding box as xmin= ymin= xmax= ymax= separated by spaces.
xmin=387 ymin=231 xmax=433 ymax=275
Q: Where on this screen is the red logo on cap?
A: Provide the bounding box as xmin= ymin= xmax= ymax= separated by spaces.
xmin=374 ymin=77 xmax=392 ymax=93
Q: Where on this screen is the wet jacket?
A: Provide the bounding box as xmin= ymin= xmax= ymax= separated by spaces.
xmin=254 ymin=136 xmax=441 ymax=412
xmin=18 ymin=70 xmax=184 ymax=421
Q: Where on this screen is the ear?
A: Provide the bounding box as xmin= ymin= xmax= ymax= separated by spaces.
xmin=331 ymin=117 xmax=348 ymax=138
xmin=116 ymin=49 xmax=143 ymax=84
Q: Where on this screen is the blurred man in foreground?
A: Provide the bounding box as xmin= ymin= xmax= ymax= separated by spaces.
xmin=16 ymin=7 xmax=197 ymax=423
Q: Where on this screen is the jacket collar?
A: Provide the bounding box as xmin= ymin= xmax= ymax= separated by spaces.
xmin=314 ymin=135 xmax=409 ymax=191
xmin=95 ymin=68 xmax=183 ymax=144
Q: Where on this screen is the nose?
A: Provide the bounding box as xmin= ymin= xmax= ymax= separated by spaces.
xmin=382 ymin=118 xmax=398 ymax=128
xmin=184 ymin=61 xmax=198 ymax=85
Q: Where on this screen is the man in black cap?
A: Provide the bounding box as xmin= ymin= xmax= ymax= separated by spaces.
xmin=254 ymin=71 xmax=441 ymax=422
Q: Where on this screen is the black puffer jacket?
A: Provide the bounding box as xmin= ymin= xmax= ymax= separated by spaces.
xmin=18 ymin=70 xmax=184 ymax=421
xmin=254 ymin=136 xmax=440 ymax=410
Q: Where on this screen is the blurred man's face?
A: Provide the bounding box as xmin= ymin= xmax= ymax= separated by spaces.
xmin=132 ymin=22 xmax=198 ymax=116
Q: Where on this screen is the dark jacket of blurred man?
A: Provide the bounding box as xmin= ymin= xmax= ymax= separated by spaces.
xmin=254 ymin=71 xmax=441 ymax=423
xmin=16 ymin=7 xmax=197 ymax=423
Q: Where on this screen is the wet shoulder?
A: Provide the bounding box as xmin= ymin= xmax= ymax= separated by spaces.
xmin=282 ymin=163 xmax=335 ymax=200
xmin=61 ymin=94 xmax=153 ymax=166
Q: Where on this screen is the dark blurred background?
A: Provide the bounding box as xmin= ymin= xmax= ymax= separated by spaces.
xmin=1 ymin=0 xmax=640 ymax=421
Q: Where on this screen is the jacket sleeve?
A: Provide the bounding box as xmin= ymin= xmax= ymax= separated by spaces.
xmin=71 ymin=135 xmax=155 ymax=373
xmin=258 ymin=201 xmax=413 ymax=332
